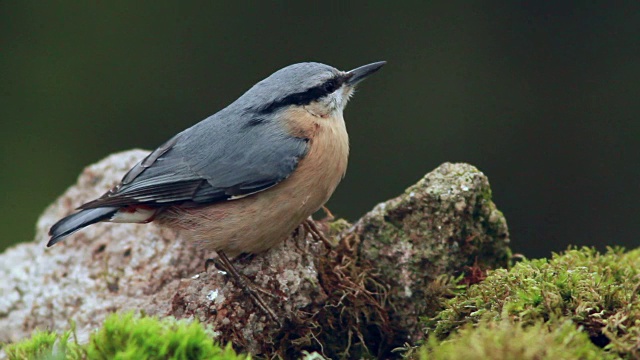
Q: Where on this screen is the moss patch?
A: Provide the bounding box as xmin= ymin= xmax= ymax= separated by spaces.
xmin=2 ymin=329 xmax=83 ymax=360
xmin=430 ymin=247 xmax=640 ymax=358
xmin=3 ymin=313 xmax=247 ymax=360
xmin=417 ymin=319 xmax=613 ymax=360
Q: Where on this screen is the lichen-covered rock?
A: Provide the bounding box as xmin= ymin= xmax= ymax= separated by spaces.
xmin=169 ymin=228 xmax=328 ymax=355
xmin=0 ymin=150 xmax=208 ymax=345
xmin=349 ymin=162 xmax=511 ymax=344
xmin=0 ymin=152 xmax=511 ymax=358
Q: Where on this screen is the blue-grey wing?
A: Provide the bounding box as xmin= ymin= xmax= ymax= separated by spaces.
xmin=79 ymin=114 xmax=309 ymax=209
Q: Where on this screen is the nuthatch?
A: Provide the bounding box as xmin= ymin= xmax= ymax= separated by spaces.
xmin=47 ymin=61 xmax=385 ymax=321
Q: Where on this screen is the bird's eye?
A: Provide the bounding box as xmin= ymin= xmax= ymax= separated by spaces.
xmin=322 ymin=80 xmax=338 ymax=94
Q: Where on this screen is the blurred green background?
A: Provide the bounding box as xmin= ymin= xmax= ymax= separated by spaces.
xmin=1 ymin=2 xmax=638 ymax=258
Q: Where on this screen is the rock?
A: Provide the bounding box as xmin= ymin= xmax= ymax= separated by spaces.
xmin=0 ymin=152 xmax=510 ymax=358
xmin=0 ymin=150 xmax=207 ymax=345
xmin=351 ymin=162 xmax=511 ymax=345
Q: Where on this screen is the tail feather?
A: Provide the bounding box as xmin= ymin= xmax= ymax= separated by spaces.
xmin=47 ymin=207 xmax=119 ymax=247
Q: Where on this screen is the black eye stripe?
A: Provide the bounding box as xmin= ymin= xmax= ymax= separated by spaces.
xmin=259 ymin=75 xmax=346 ymax=114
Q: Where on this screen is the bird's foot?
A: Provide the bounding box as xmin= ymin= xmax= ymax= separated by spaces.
xmin=303 ymin=217 xmax=333 ymax=248
xmin=207 ymin=251 xmax=281 ymax=327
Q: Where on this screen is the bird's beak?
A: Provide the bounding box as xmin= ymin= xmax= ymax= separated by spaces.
xmin=345 ymin=61 xmax=386 ymax=86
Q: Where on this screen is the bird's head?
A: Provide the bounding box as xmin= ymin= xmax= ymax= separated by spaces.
xmin=238 ymin=61 xmax=386 ymax=119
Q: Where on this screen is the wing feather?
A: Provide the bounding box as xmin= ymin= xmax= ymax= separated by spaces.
xmin=79 ymin=112 xmax=308 ymax=210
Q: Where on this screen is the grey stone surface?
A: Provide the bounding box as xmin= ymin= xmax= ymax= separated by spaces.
xmin=0 ymin=150 xmax=201 ymax=344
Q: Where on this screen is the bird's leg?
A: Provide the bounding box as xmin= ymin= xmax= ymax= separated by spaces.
xmin=215 ymin=250 xmax=281 ymax=326
xmin=321 ymin=205 xmax=335 ymax=221
xmin=205 ymin=254 xmax=278 ymax=304
xmin=303 ymin=217 xmax=333 ymax=248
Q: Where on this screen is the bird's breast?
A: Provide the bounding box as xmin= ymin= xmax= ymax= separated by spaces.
xmin=282 ymin=108 xmax=350 ymax=203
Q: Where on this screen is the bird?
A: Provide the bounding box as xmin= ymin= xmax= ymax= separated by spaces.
xmin=47 ymin=60 xmax=386 ymax=321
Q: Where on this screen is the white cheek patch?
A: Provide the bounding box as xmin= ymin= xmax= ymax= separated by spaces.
xmin=304 ymin=86 xmax=352 ymax=118
xmin=333 ymin=87 xmax=354 ymax=111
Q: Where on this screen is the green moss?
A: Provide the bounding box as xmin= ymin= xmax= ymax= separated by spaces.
xmin=3 ymin=313 xmax=248 ymax=360
xmin=4 ymin=330 xmax=58 ymax=359
xmin=417 ymin=319 xmax=614 ymax=360
xmin=3 ymin=329 xmax=83 ymax=360
xmin=300 ymin=351 xmax=328 ymax=359
xmin=431 ymin=247 xmax=640 ymax=358
xmin=326 ymin=218 xmax=351 ymax=235
xmin=479 ymin=185 xmax=493 ymax=204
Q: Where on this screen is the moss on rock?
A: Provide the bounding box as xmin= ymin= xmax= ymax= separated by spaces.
xmin=417 ymin=319 xmax=614 ymax=360
xmin=2 ymin=329 xmax=83 ymax=360
xmin=429 ymin=247 xmax=640 ymax=358
xmin=2 ymin=313 xmax=247 ymax=360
